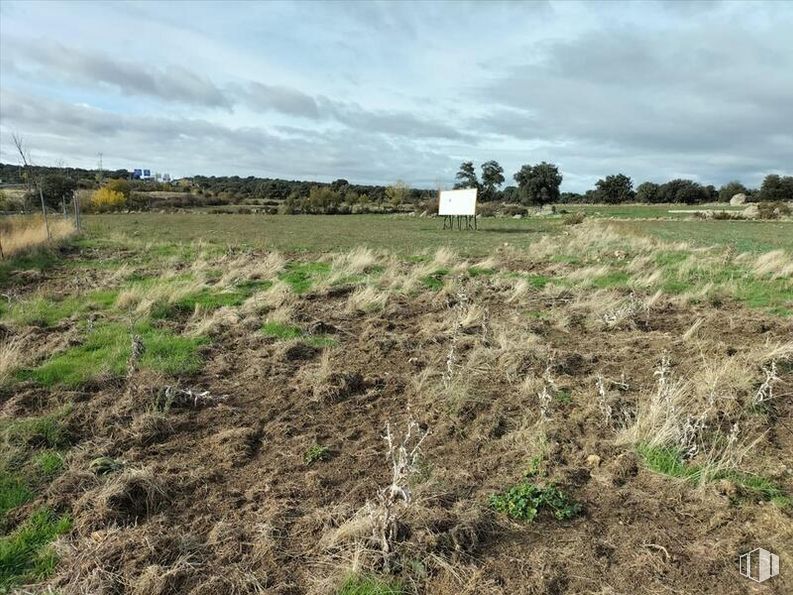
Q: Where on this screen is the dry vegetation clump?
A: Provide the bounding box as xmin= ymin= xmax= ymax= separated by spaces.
xmin=345 ymin=285 xmax=388 ymax=313
xmin=0 ymin=215 xmax=76 ymax=257
xmin=218 ymin=250 xmax=286 ymax=287
xmin=72 ymin=467 xmax=171 ymax=533
xmin=0 ymin=335 xmax=23 ymax=384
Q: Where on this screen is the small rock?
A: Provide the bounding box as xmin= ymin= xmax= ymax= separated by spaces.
xmin=586 ymin=454 xmax=602 ymax=468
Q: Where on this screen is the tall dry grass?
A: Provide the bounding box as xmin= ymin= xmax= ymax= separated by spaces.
xmin=0 ymin=337 xmax=23 ymax=384
xmin=0 ymin=215 xmax=76 ymax=258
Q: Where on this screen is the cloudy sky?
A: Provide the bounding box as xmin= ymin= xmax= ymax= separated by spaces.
xmin=1 ymin=0 xmax=792 ymax=191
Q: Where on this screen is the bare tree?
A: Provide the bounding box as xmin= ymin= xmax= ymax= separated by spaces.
xmin=12 ymin=133 xmax=51 ymax=240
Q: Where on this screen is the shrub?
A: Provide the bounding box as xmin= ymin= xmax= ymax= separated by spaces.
xmin=502 ymin=204 xmax=527 ymax=217
xmin=562 ymin=212 xmax=585 ymax=225
xmin=757 ymin=201 xmax=791 ymax=219
xmin=90 ymin=187 xmax=126 ymax=212
xmin=104 ymin=179 xmax=132 ymax=200
xmin=477 ymin=202 xmax=498 ymax=217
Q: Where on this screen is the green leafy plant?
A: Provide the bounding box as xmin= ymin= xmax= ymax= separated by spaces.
xmin=490 ymin=481 xmax=581 ymax=522
xmin=304 ymin=444 xmax=330 ymax=465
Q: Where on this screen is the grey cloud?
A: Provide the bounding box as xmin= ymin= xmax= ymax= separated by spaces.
xmin=320 ymin=98 xmax=474 ymax=143
xmin=472 ymin=25 xmax=793 ymax=185
xmin=0 ymin=90 xmax=457 ymax=186
xmin=233 ymin=87 xmax=473 ymax=142
xmin=233 ymin=82 xmax=320 ymax=119
xmin=16 ymin=40 xmax=231 ymax=109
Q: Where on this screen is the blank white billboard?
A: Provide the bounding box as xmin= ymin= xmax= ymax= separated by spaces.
xmin=439 ymin=188 xmax=477 ymax=216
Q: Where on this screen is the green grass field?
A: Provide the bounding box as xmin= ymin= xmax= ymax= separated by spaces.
xmin=85 ymin=213 xmax=559 ymax=256
xmin=613 ymin=219 xmax=793 ymax=253
xmin=561 ymin=203 xmax=745 ymax=219
xmin=84 ymin=211 xmax=792 ymax=256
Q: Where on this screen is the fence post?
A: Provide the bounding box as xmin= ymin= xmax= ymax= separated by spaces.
xmin=38 ymin=185 xmax=52 ymax=240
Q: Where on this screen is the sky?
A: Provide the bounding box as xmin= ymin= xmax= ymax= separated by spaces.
xmin=1 ymin=0 xmax=792 ymax=191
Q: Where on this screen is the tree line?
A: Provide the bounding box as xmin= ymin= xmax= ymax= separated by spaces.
xmin=2 ymin=160 xmax=792 ymax=214
xmin=451 ymin=160 xmax=793 ymax=205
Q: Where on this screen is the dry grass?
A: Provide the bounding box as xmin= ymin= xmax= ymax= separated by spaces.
xmin=345 ymin=286 xmax=388 ymax=313
xmin=115 ymin=276 xmax=207 ymax=316
xmin=219 ymin=251 xmax=286 ymax=287
xmin=0 ymin=215 xmax=76 ymax=257
xmin=750 ymin=249 xmax=793 ymax=279
xmin=0 ymin=336 xmax=23 ymax=384
xmin=331 ymin=246 xmax=380 ymax=276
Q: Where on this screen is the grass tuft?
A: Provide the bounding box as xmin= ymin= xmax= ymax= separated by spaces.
xmin=0 ymin=508 xmax=72 ymax=589
xmin=279 ymin=261 xmax=330 ymax=294
xmin=420 ymin=268 xmax=448 ymax=291
xmin=32 ymin=451 xmax=64 ymax=477
xmin=0 ymin=475 xmax=33 ymax=520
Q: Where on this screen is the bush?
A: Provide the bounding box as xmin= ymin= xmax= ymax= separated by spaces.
xmin=477 ymin=202 xmax=499 ymax=217
xmin=502 ymin=204 xmax=528 ymax=217
xmin=104 ymin=179 xmax=132 ymax=200
xmin=757 ymin=201 xmax=792 ymax=219
xmin=562 ymin=212 xmax=585 ymax=225
xmin=89 ymin=187 xmax=126 ymax=212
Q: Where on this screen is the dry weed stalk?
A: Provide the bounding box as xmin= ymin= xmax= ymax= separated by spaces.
xmin=127 ymin=334 xmax=144 ymax=377
xmin=536 ymin=363 xmax=558 ymax=421
xmin=157 ymin=385 xmax=226 ymax=409
xmin=601 ymin=293 xmax=647 ymax=326
xmin=595 ymin=373 xmax=612 ymax=426
xmin=442 ymin=291 xmax=469 ymax=389
xmin=754 ymin=362 xmax=779 ymax=405
xmin=369 ymin=419 xmax=429 ymax=572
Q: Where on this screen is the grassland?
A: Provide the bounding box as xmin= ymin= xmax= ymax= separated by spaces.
xmin=1 ymin=209 xmax=791 ymax=594
xmin=85 ymin=213 xmax=559 ymax=255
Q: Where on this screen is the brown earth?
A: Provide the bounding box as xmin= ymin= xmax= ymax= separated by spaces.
xmin=2 ymin=246 xmax=792 ymax=595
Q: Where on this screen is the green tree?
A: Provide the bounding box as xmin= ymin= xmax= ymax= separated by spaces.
xmin=635 ymin=182 xmax=661 ymax=203
xmin=759 ymin=174 xmax=793 ymax=202
xmin=454 ymin=161 xmax=479 ymax=190
xmin=501 ymin=185 xmax=519 ymax=203
xmin=40 ymin=174 xmax=77 ymax=210
xmin=717 ymin=180 xmax=747 ymax=202
xmin=513 ymin=162 xmax=562 ymax=205
xmin=480 ymin=160 xmax=505 ymax=201
xmin=593 ymin=173 xmax=634 ymax=204
xmin=656 ymin=179 xmax=709 ymax=204
xmin=385 ymin=180 xmax=410 ymax=206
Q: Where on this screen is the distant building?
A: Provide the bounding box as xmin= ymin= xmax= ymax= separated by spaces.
xmin=131 ymin=168 xmax=155 ymax=180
